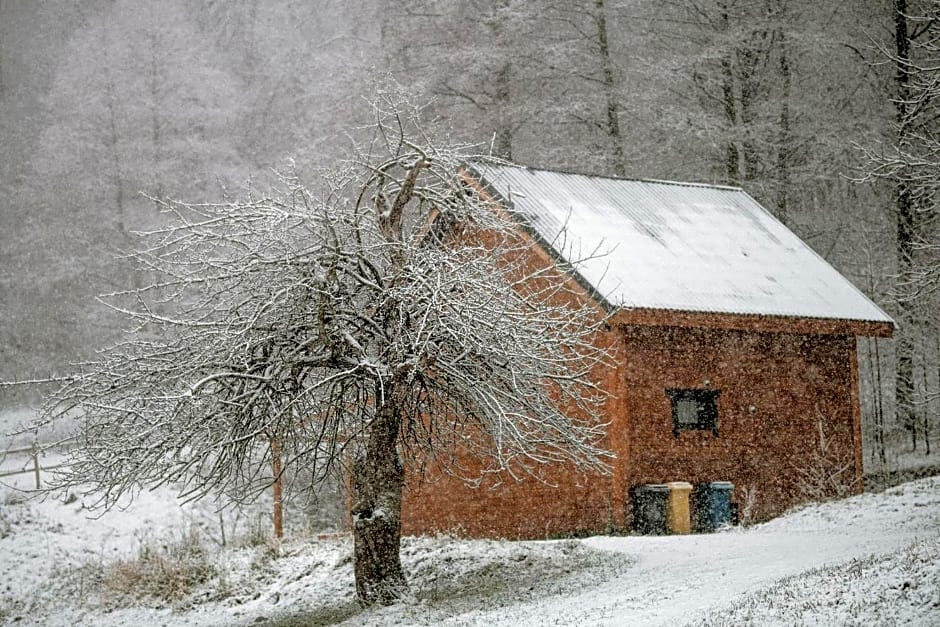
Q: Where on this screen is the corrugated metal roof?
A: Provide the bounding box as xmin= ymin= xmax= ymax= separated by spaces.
xmin=472 ymin=163 xmax=893 ymax=324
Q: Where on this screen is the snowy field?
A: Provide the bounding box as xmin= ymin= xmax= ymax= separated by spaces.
xmin=1 ymin=465 xmax=938 ymax=626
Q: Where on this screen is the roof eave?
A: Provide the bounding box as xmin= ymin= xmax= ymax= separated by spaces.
xmin=612 ymin=307 xmax=895 ymax=338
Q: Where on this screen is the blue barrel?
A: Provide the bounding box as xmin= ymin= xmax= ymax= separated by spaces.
xmin=631 ymin=484 xmax=670 ymax=535
xmin=693 ymin=481 xmax=734 ymax=532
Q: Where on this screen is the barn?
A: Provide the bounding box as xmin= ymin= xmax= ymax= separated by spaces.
xmin=401 ymin=164 xmax=894 ymax=539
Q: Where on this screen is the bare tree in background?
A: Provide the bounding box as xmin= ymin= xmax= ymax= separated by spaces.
xmin=381 ymin=0 xmax=530 ymax=161
xmin=21 ymin=88 xmax=613 ymax=606
xmin=380 ymin=0 xmax=631 ymax=176
xmin=859 ymin=0 xmax=940 ymax=453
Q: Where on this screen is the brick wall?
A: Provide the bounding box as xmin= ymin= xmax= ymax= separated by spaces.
xmin=401 ymin=452 xmax=615 ymax=539
xmin=401 ymin=322 xmax=862 ymax=538
xmin=620 ymin=324 xmax=861 ymax=524
xmin=400 ymin=212 xmax=620 ymax=539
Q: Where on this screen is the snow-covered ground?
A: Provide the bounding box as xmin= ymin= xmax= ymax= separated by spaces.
xmin=461 ymin=477 xmax=940 ymax=626
xmin=1 ymin=471 xmax=938 ymax=626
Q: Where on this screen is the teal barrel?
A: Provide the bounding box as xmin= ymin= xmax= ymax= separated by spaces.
xmin=693 ymin=481 xmax=734 ymax=532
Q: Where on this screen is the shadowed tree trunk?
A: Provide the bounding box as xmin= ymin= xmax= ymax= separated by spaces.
xmin=494 ymin=60 xmax=513 ymax=160
xmin=775 ymin=24 xmax=791 ymax=225
xmin=352 ymin=383 xmax=407 ymax=605
xmin=595 ymin=0 xmax=626 ymax=177
xmin=737 ymin=42 xmax=760 ymax=182
xmin=102 ymin=51 xmax=127 ymax=241
xmin=920 ymin=333 xmax=931 ymax=454
xmin=148 ymin=29 xmax=164 ymax=199
xmin=718 ymin=2 xmax=740 ymax=183
xmin=894 ymin=0 xmax=917 ymax=450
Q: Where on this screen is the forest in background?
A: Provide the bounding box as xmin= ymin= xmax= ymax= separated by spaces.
xmin=0 ymin=0 xmax=937 ymax=475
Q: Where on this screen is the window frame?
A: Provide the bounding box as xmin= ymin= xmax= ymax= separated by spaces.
xmin=665 ymin=388 xmax=721 ymax=436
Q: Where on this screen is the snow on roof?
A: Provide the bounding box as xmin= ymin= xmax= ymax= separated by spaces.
xmin=472 ymin=163 xmax=893 ymax=325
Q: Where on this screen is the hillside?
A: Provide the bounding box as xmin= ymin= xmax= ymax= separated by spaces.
xmin=1 ymin=471 xmax=937 ymax=626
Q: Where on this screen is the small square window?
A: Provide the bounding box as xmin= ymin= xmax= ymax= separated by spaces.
xmin=666 ymin=388 xmax=720 ymax=436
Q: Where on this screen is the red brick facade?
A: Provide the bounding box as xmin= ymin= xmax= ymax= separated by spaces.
xmin=402 ymin=319 xmax=869 ymax=538
xmin=617 ymin=324 xmax=861 ymax=525
xmin=399 ymin=171 xmax=887 ymax=539
xmin=402 ymin=454 xmax=615 ymax=538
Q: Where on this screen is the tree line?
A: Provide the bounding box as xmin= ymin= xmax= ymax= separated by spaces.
xmin=0 ymin=1 xmax=937 ymax=468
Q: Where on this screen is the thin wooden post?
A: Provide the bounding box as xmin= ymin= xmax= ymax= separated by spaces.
xmin=271 ymin=438 xmax=283 ymax=539
xmin=33 ymin=446 xmax=41 ymax=490
xmin=219 ymin=511 xmax=227 ymax=548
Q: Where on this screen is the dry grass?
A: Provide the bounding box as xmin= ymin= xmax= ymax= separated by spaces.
xmin=98 ymin=526 xmax=217 ymax=606
xmin=793 ymin=415 xmax=860 ymax=502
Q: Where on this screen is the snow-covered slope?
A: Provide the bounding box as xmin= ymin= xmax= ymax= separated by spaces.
xmin=1 ymin=476 xmax=938 ymax=626
xmin=458 ymin=477 xmax=940 ymax=626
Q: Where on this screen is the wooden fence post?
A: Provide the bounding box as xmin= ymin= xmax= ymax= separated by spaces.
xmin=33 ymin=446 xmax=41 ymax=490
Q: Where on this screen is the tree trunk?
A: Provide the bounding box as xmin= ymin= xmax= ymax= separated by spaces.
xmin=494 ymin=61 xmax=513 ymax=160
xmin=866 ymin=337 xmax=887 ymax=482
xmin=351 ymin=386 xmax=406 ymax=606
xmin=920 ymin=333 xmax=930 ymax=454
xmin=595 ymin=0 xmax=626 ymax=177
xmin=271 ymin=438 xmax=284 ymax=539
xmin=736 ymin=44 xmax=759 ymax=182
xmin=775 ymin=25 xmax=791 ymax=225
xmin=149 ymin=29 xmax=163 ymax=199
xmin=718 ymin=3 xmax=740 ymax=183
xmin=894 ymin=0 xmax=917 ymax=449
xmin=102 ymin=55 xmax=126 ymax=238
xmin=898 ymin=323 xmax=917 ymax=450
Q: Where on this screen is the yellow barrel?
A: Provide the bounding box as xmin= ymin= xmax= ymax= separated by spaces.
xmin=665 ymin=481 xmax=693 ymax=534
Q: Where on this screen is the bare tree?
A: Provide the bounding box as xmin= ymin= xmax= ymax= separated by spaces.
xmin=19 ymin=88 xmax=613 ymax=606
xmin=540 ymin=0 xmax=629 ymax=176
xmin=859 ymin=0 xmax=940 ymax=452
xmin=380 ymin=0 xmax=631 ymax=173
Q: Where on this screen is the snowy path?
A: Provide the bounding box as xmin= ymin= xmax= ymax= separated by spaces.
xmin=444 ymin=478 xmax=940 ymax=626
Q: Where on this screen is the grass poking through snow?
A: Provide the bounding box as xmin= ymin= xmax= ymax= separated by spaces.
xmin=690 ymin=535 xmax=940 ymax=627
